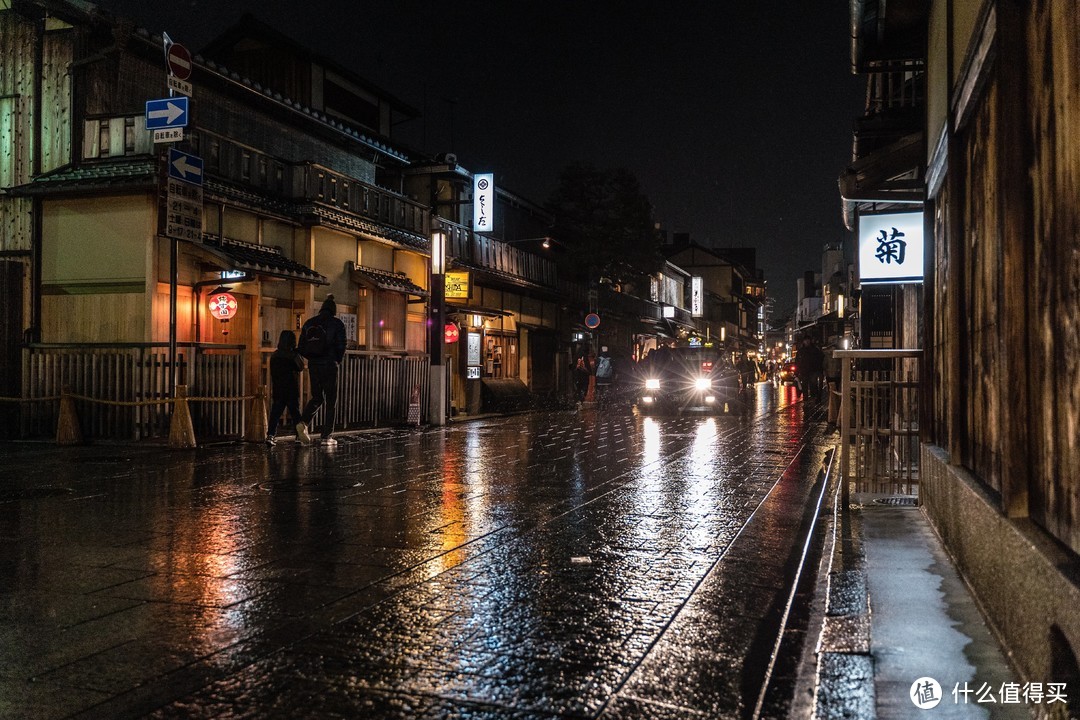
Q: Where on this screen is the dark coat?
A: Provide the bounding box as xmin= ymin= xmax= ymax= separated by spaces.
xmin=795 ymin=343 xmax=825 ymax=375
xmin=269 ymin=349 xmax=304 ymax=402
xmin=298 ymin=311 xmax=347 ymax=366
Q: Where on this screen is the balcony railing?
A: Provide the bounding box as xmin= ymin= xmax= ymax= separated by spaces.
xmin=835 ymin=349 xmax=922 ymax=501
xmin=297 ymin=163 xmax=427 ymax=235
xmin=191 ymin=130 xmax=428 ymax=236
xmin=441 ymin=220 xmax=557 ymax=289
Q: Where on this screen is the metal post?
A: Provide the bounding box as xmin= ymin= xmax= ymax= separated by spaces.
xmin=169 ymin=237 xmax=178 ymax=394
xmin=840 ymin=353 xmax=851 ymax=509
xmin=428 ymin=224 xmax=447 ymax=426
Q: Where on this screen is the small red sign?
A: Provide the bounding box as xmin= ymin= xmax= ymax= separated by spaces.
xmin=444 ymin=322 xmax=460 ymax=344
xmin=208 ymin=292 xmax=238 ymax=320
xmin=584 ymin=312 xmax=601 ymax=329
xmin=167 ymin=43 xmax=193 ymax=80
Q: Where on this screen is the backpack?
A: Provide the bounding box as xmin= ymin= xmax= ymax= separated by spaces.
xmin=595 ymin=355 xmax=613 ymax=379
xmin=300 ymin=320 xmax=328 ymax=359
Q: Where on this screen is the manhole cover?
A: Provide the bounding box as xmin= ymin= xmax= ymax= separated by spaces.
xmin=875 ymin=496 xmax=919 ymax=507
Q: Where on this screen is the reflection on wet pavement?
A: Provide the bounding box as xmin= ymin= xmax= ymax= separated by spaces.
xmin=0 ymin=384 xmax=831 ymax=719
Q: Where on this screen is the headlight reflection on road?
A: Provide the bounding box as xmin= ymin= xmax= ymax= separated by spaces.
xmin=642 ymin=416 xmax=661 ymax=470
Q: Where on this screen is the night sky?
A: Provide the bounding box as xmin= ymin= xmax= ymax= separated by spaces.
xmin=95 ymin=0 xmax=864 ymax=315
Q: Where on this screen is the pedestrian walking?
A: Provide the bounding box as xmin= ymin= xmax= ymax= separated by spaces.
xmin=296 ymin=294 xmax=347 ymax=446
xmin=265 ymin=330 xmax=304 ymax=446
xmin=572 ymin=351 xmax=593 ymax=405
xmin=736 ymin=354 xmax=758 ymax=391
xmin=794 ymin=336 xmax=825 ymax=401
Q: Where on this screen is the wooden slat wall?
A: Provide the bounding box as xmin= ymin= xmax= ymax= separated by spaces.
xmin=933 ymin=0 xmax=1080 ymax=553
xmin=1024 ymin=0 xmax=1080 ymax=552
xmin=41 ymin=29 xmax=71 ymax=174
xmin=961 ymin=80 xmax=1003 ymax=495
xmin=43 ymin=293 xmax=145 ymax=343
xmin=0 ymin=12 xmax=36 ymax=252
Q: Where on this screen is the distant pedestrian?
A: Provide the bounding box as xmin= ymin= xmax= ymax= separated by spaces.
xmin=573 ymin=351 xmax=593 ymax=405
xmin=794 ymin=336 xmax=825 ymax=401
xmin=296 ymin=294 xmax=347 ymax=446
xmin=265 ymin=330 xmax=304 ymax=447
xmin=736 ymin=354 xmax=758 ymax=391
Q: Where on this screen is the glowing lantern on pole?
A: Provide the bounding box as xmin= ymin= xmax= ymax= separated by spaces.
xmin=444 ymin=322 xmax=460 ymax=344
xmin=208 ymin=291 xmax=238 ymax=336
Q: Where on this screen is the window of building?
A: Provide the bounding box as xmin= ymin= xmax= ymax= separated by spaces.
xmin=371 ymin=289 xmax=405 ymax=350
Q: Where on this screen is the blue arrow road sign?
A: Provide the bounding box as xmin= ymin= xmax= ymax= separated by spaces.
xmin=168 ymin=148 xmax=203 ymax=185
xmin=145 ymin=97 xmax=188 ymax=129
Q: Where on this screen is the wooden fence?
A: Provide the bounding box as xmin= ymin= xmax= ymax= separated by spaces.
xmin=262 ymin=350 xmax=430 ymax=430
xmin=12 ymin=346 xmax=432 ymax=442
xmin=19 ymin=343 xmax=245 ymax=440
xmin=835 ymin=349 xmax=922 ymax=500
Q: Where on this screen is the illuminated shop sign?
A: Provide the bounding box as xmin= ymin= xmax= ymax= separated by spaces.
xmin=858 ymin=211 xmax=925 ymax=285
xmin=472 ymin=173 xmax=494 ymax=232
xmin=445 ymin=271 xmax=471 ymax=299
xmin=691 ymin=277 xmax=703 ymax=317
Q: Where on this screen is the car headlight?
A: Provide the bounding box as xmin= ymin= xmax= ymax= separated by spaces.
xmin=695 ymin=377 xmax=712 ymax=390
xmin=645 ymin=378 xmax=661 ymax=390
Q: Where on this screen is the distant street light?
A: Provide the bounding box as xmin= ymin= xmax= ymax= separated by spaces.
xmin=505 ymin=236 xmax=554 ymax=250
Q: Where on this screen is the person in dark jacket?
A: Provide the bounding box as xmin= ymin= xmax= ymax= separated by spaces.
xmin=794 ymin=336 xmax=825 ymax=401
xmin=295 ymin=294 xmax=348 ymax=446
xmin=265 ymin=330 xmax=304 ymax=446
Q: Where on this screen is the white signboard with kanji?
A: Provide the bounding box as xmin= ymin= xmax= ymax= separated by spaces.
xmin=472 ymin=173 xmax=494 ymax=233
xmin=857 ymin=211 xmax=925 ymax=285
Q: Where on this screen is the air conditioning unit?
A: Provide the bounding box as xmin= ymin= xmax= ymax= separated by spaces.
xmin=437 ymin=152 xmax=457 ymax=166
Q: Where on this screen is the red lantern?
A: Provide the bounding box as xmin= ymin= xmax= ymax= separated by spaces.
xmin=208 ymin=292 xmax=238 ymax=320
xmin=444 ymin=322 xmax=460 ymax=344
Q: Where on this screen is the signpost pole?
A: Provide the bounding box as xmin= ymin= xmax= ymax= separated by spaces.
xmin=428 ymin=222 xmax=447 ymax=426
xmin=169 ymin=233 xmax=178 ymax=393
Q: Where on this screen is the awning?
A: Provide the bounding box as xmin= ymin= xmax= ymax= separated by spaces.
xmin=666 ymin=317 xmax=699 ymax=333
xmin=198 ymin=235 xmax=327 ymax=284
xmin=445 ymin=303 xmax=511 ymax=318
xmin=349 ymin=263 xmax=427 ymax=297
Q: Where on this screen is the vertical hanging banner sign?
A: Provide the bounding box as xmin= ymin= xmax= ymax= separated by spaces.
xmin=472 ymin=173 xmax=494 ymax=232
xmin=691 ymin=276 xmax=703 ymax=317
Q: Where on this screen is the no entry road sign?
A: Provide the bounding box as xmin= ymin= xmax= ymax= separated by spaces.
xmin=167 ymin=43 xmax=192 ymax=80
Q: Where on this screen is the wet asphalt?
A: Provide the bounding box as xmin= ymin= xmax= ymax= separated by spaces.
xmin=1 ymin=383 xmax=832 ymax=719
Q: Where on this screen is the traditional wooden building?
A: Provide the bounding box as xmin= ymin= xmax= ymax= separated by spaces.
xmin=663 ymin=239 xmax=766 ymax=353
xmin=845 ymin=0 xmax=1080 ymax=694
xmin=403 ymin=159 xmax=564 ymax=415
xmin=0 ymin=1 xmax=566 ymax=437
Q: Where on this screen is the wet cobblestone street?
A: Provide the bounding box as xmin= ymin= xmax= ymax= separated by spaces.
xmin=2 ymin=385 xmax=832 ymax=719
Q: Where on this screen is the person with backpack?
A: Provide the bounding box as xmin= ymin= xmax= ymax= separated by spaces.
xmin=296 ymin=294 xmax=347 ymax=446
xmin=265 ymin=330 xmax=304 ymax=446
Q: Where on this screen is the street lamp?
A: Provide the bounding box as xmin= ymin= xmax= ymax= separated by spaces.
xmin=428 ymin=221 xmax=448 ymax=426
xmin=504 ymin=236 xmax=554 ymax=249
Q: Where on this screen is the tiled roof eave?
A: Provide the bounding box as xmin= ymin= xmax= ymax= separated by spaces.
xmin=306 ymin=204 xmax=428 ymax=250
xmin=8 ymin=159 xmax=158 ymax=197
xmin=199 ymin=235 xmax=327 ymax=285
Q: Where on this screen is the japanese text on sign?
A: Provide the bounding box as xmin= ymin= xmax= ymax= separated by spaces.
xmin=165 ymin=178 xmax=203 ymax=243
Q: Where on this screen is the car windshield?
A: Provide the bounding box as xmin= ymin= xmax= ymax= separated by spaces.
xmin=647 ymin=347 xmax=728 ymax=375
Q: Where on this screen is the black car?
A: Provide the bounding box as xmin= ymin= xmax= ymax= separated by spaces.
xmin=636 ymin=345 xmax=740 ymax=414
